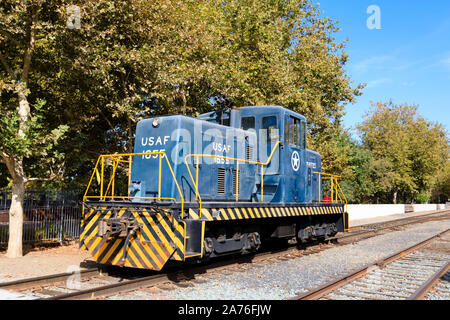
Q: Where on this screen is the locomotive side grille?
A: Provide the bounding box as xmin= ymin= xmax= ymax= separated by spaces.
xmin=232 ymin=169 xmax=239 ymax=194
xmin=217 ymin=168 xmax=225 ymax=194
xmin=246 ymin=146 xmax=253 ymax=160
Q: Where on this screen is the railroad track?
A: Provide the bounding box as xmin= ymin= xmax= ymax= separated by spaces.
xmin=294 ymin=229 xmax=450 ymax=300
xmin=1 ymin=210 xmax=448 ymax=300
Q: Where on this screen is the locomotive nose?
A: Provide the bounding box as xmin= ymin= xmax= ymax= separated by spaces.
xmin=80 ymin=205 xmax=180 ymax=270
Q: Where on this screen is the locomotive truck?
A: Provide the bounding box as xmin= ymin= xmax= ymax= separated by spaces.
xmin=80 ymin=105 xmax=348 ymax=270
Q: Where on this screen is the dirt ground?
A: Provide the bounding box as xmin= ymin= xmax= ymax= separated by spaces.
xmin=0 ymin=242 xmax=94 ymax=282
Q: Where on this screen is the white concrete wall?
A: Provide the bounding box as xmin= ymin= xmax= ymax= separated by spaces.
xmin=411 ymin=204 xmax=438 ymax=212
xmin=347 ymin=204 xmax=440 ymax=222
xmin=347 ymin=204 xmax=405 ymax=221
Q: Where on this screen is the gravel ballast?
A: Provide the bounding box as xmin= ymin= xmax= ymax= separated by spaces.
xmin=113 ymin=219 xmax=450 ymax=300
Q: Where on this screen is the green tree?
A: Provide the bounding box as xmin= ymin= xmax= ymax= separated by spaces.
xmin=0 ymin=0 xmax=72 ymax=257
xmin=1 ymin=0 xmax=363 ymax=256
xmin=357 ymin=101 xmax=449 ymax=204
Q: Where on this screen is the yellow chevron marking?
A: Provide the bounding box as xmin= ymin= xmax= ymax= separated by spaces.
xmin=83 ymin=208 xmax=96 ymax=222
xmin=271 ymin=208 xmax=278 ymax=217
xmin=201 ymin=209 xmax=213 ymax=221
xmin=131 ymin=240 xmax=156 ymax=269
xmin=126 ymin=242 xmax=144 ymax=269
xmin=211 ymin=208 xmax=221 ymax=221
xmin=241 ymin=207 xmax=249 ymax=219
xmin=100 ymin=239 xmax=122 ymax=264
xmin=86 ymin=209 xmax=113 ymax=252
xmin=80 ymin=209 xmax=106 ymax=240
xmin=244 ymin=207 xmax=254 ymax=219
xmin=263 ymin=207 xmax=270 ymax=218
xmin=189 ymin=209 xmax=199 ymax=220
xmin=227 ymin=208 xmax=236 ymax=220
xmin=133 ymin=209 xmax=170 ymax=262
xmin=280 ymin=207 xmax=287 ymax=216
xmin=90 ymin=237 xmax=104 ymax=259
xmin=154 ymin=212 xmax=183 ymax=255
xmin=288 ymin=207 xmax=295 ymax=216
xmin=233 ymin=208 xmax=243 ymax=219
xmin=220 ymin=208 xmax=228 ymax=220
xmin=175 ymin=219 xmax=184 ymax=234
xmin=250 ymin=208 xmax=259 ymax=218
xmin=135 ymin=237 xmax=165 ymax=269
xmin=275 ymin=208 xmax=282 ymax=217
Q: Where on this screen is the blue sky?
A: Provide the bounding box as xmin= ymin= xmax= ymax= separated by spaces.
xmin=316 ymin=0 xmax=450 ymax=134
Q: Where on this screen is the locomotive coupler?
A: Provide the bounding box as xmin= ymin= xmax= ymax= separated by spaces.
xmin=98 ymin=217 xmax=143 ymax=266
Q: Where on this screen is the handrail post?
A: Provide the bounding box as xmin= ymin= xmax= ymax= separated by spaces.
xmin=261 ymin=165 xmax=264 ymax=202
xmin=100 ymin=156 xmax=104 ymax=201
xmin=111 ymin=159 xmax=117 ymax=198
xmin=158 ymin=154 xmax=162 ymax=199
xmin=195 ymin=156 xmax=199 ymax=200
xmin=128 ymin=155 xmax=132 ymax=199
xmin=331 ymin=178 xmax=334 ymax=202
xmin=236 ymin=161 xmax=239 ymax=202
xmin=318 ymin=173 xmax=321 ymax=202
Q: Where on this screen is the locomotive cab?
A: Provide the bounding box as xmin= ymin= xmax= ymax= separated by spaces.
xmin=198 ymin=106 xmax=322 ymax=204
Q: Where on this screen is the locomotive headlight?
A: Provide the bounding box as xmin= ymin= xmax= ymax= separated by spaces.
xmin=152 ymin=118 xmax=159 ymax=128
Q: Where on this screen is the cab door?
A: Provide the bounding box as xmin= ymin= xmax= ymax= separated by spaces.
xmin=283 ymin=114 xmax=305 ymax=202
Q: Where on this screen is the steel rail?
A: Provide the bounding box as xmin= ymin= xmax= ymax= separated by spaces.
xmin=349 ymin=209 xmax=450 ymax=232
xmin=333 ymin=210 xmax=450 ymax=242
xmin=294 ymin=228 xmax=450 ymax=300
xmin=408 ymin=260 xmax=450 ymax=300
xmin=0 ymin=268 xmax=100 ymax=291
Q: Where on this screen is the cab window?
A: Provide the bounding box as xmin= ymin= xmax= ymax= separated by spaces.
xmin=288 ymin=116 xmax=301 ymax=147
xmin=301 ymin=120 xmax=306 ymax=149
xmin=241 ymin=116 xmax=255 ymax=131
xmin=262 ymin=116 xmax=278 ymax=144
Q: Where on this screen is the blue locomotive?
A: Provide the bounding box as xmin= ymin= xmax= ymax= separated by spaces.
xmin=80 ymin=106 xmax=348 ymax=270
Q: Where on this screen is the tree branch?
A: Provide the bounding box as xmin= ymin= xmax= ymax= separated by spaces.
xmin=25 ymin=161 xmax=65 ymax=183
xmin=0 ymin=29 xmax=21 ymax=48
xmin=0 ymin=150 xmax=8 ymax=163
xmin=0 ymin=51 xmax=15 ymax=79
xmin=20 ymin=2 xmax=40 ymax=85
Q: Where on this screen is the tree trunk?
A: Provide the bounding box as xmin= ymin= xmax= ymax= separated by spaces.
xmin=4 ymin=88 xmax=30 ymax=258
xmin=6 ymin=170 xmax=26 ymax=258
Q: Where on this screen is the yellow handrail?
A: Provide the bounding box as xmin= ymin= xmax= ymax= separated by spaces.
xmin=83 ymin=152 xmax=185 ymax=215
xmin=184 ymin=141 xmax=282 ymax=217
xmin=314 ymin=172 xmax=347 ymax=210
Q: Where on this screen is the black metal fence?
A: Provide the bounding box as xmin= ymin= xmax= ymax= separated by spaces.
xmin=0 ymin=190 xmax=82 ymax=245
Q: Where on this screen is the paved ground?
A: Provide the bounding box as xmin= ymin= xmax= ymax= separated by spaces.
xmin=0 ymin=209 xmax=446 ymax=284
xmin=0 ymin=242 xmax=93 ymax=283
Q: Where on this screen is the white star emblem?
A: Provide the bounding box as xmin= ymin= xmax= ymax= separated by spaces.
xmin=291 ymin=151 xmax=300 ymax=172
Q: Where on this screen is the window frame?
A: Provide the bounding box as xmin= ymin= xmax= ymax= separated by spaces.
xmin=241 ymin=116 xmax=256 ymax=131
xmin=262 ymin=115 xmax=278 ymax=145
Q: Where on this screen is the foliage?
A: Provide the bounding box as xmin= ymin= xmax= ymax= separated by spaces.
xmin=356 ymin=101 xmax=449 ymax=203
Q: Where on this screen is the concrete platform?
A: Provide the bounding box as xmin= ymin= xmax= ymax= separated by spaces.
xmin=350 ymin=209 xmax=448 ymax=227
xmin=0 ymin=289 xmax=39 ymax=300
